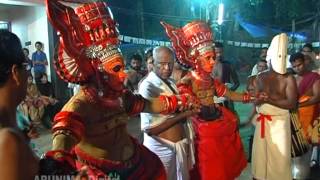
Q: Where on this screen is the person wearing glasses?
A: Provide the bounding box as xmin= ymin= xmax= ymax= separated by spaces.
xmin=0 ymin=30 xmax=39 ymax=180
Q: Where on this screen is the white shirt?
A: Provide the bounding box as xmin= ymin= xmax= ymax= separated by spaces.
xmin=138 ymin=71 xmax=178 ymax=131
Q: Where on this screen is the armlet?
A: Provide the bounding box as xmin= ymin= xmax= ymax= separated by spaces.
xmin=53 ymin=111 xmax=85 ymax=141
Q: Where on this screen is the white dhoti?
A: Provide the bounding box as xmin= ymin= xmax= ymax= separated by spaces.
xmin=252 ymin=104 xmax=292 ymax=180
xmin=143 ymin=134 xmax=192 ymax=180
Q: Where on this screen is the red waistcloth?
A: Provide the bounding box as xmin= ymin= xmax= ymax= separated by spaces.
xmin=190 ymin=107 xmax=247 ymax=180
xmin=74 ymin=137 xmax=166 ymax=180
xmin=257 ymin=113 xmax=272 ymax=138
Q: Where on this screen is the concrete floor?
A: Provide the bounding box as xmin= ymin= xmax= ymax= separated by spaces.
xmin=32 ymin=101 xmax=320 ymax=179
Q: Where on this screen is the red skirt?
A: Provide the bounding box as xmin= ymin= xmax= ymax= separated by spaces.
xmin=191 ymin=107 xmax=247 ymax=180
xmin=74 ymin=137 xmax=166 ymax=180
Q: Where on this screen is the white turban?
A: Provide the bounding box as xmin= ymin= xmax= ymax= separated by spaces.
xmin=266 ymin=33 xmax=288 ymax=74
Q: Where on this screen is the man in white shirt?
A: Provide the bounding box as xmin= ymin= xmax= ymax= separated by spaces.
xmin=139 ymin=46 xmax=197 ymax=180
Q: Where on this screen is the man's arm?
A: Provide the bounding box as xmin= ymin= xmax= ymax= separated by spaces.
xmin=219 ymin=77 xmax=253 ymax=102
xmin=266 ymin=75 xmax=298 ymax=109
xmin=145 ymin=110 xmax=198 ymax=136
xmin=0 ymin=130 xmax=21 ymax=180
xmin=299 ymin=79 xmax=320 ymax=107
xmin=224 ymin=90 xmax=245 ymax=101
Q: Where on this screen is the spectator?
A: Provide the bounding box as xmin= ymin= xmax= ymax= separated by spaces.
xmin=212 ymin=42 xmax=240 ymax=111
xmin=23 ymin=48 xmax=33 ymax=74
xmin=212 ymin=42 xmax=240 ymax=91
xmin=32 ymin=41 xmax=48 ymax=84
xmin=0 ymin=30 xmax=39 ymax=180
xmin=171 ymin=61 xmax=188 ymax=84
xmin=251 ymin=47 xmax=268 ymax=76
xmin=19 ymin=74 xmax=46 ymax=130
xmin=124 ymin=53 xmax=147 ymax=92
xmin=37 ymin=73 xmax=59 ymax=129
xmin=144 ymin=48 xmax=154 ymax=73
xmin=301 ymin=43 xmax=319 ymax=71
xmin=290 ymin=52 xmax=320 ymax=175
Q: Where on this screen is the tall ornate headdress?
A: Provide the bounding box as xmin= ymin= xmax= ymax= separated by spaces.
xmin=161 ymin=21 xmax=215 ymax=69
xmin=46 ymin=0 xmax=121 ymax=84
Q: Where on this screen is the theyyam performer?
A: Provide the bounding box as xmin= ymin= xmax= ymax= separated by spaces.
xmin=161 ymin=20 xmax=250 ymax=180
xmin=40 ymin=0 xmax=197 ymax=179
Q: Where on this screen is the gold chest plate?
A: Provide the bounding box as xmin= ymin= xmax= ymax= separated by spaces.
xmin=191 ymin=80 xmax=215 ymax=106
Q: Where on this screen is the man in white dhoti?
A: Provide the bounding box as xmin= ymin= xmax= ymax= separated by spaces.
xmin=251 ymin=33 xmax=298 ymax=180
xmin=139 ymin=46 xmax=197 ymax=180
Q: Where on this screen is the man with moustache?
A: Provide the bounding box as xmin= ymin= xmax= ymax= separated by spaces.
xmin=139 ymin=46 xmax=198 ymax=180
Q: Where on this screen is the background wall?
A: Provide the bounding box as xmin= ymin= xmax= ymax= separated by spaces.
xmin=0 ymin=5 xmax=52 ymax=80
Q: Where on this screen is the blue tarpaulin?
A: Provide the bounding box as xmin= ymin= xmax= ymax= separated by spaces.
xmin=235 ymin=13 xmax=306 ymax=41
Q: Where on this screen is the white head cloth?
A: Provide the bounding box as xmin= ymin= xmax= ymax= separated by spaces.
xmin=266 ymin=33 xmax=288 ymax=74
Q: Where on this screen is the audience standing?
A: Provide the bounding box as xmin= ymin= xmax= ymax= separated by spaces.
xmin=31 ymin=41 xmax=48 ymax=84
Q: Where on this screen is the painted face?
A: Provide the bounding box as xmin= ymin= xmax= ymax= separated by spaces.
xmin=197 ymin=50 xmax=215 ymax=73
xmin=101 ymin=54 xmax=127 ymax=91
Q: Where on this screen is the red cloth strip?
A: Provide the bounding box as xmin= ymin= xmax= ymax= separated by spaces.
xmin=257 ymin=113 xmax=272 ymax=138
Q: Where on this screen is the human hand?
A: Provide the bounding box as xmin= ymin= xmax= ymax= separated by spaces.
xmin=27 ymin=125 xmax=39 ymax=139
xmin=177 ymin=94 xmax=200 ymax=112
xmin=254 ymin=92 xmax=268 ymax=105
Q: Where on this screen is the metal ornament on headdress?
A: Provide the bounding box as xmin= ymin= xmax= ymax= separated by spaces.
xmin=266 ymin=33 xmax=288 ymax=74
xmin=85 ymin=44 xmax=122 ymax=62
xmin=161 ymin=21 xmax=215 ymax=69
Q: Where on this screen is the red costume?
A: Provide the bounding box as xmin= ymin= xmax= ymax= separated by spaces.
xmin=40 ymin=1 xmax=194 ymax=179
xmin=162 ymin=21 xmax=247 ymax=180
